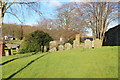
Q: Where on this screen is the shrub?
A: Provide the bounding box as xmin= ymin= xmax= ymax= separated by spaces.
xmin=19 ymin=30 xmax=53 ymax=53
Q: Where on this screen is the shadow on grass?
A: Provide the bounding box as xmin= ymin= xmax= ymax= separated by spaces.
xmin=0 ymin=52 xmax=37 ymax=66
xmin=4 ymin=53 xmax=48 ymax=80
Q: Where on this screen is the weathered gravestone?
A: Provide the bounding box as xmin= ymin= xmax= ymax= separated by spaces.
xmin=49 ymin=41 xmax=57 ymax=52
xmin=73 ymin=40 xmax=80 ymax=48
xmin=94 ymin=39 xmax=102 ymax=48
xmin=64 ymin=43 xmax=72 ymax=50
xmin=44 ymin=46 xmax=47 ymax=52
xmin=49 ymin=47 xmax=57 ymax=52
xmin=84 ymin=39 xmax=92 ymax=49
xmin=73 ymin=34 xmax=80 ymax=48
xmin=58 ymin=45 xmax=64 ymax=51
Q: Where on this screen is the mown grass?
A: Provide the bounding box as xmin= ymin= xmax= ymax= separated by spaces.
xmin=1 ymin=52 xmax=35 ymax=64
xmin=2 ymin=52 xmax=47 ymax=78
xmin=2 ymin=46 xmax=118 ymax=78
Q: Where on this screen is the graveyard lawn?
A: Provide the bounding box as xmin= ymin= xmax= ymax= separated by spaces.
xmin=2 ymin=46 xmax=118 ymax=78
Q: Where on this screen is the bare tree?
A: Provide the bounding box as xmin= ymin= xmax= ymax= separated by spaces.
xmin=57 ymin=2 xmax=87 ymax=36
xmin=0 ymin=0 xmax=42 ymax=40
xmin=76 ymin=2 xmax=118 ymax=41
xmin=57 ymin=3 xmax=75 ymax=30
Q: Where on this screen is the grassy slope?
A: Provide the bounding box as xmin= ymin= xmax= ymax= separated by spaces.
xmin=2 ymin=52 xmax=34 ymax=64
xmin=2 ymin=46 xmax=118 ymax=78
xmin=2 ymin=52 xmax=47 ymax=78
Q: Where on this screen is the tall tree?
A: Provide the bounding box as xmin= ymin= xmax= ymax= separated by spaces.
xmin=57 ymin=3 xmax=75 ymax=30
xmin=57 ymin=2 xmax=87 ymax=35
xmin=76 ymin=2 xmax=118 ymax=41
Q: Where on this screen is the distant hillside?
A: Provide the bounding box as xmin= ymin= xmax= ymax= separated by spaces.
xmin=2 ymin=23 xmax=78 ymax=41
xmin=103 ymin=24 xmax=120 ymax=46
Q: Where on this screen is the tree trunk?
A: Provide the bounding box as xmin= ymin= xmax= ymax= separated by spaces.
xmin=0 ymin=2 xmax=3 ymax=41
xmin=20 ymin=25 xmax=23 ymax=40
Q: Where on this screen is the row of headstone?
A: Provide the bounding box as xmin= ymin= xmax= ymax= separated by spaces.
xmin=84 ymin=39 xmax=102 ymax=49
xmin=48 ymin=34 xmax=102 ymax=52
xmin=49 ymin=41 xmax=73 ymax=52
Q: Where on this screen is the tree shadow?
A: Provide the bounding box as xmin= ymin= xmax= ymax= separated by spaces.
xmin=4 ymin=53 xmax=48 ymax=80
xmin=0 ymin=52 xmax=37 ymax=66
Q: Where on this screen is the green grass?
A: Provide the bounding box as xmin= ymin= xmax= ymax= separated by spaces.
xmin=2 ymin=52 xmax=47 ymax=78
xmin=1 ymin=52 xmax=35 ymax=64
xmin=2 ymin=46 xmax=118 ymax=78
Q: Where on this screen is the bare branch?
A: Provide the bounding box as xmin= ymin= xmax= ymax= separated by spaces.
xmin=6 ymin=11 xmax=23 ymax=23
xmin=3 ymin=0 xmax=16 ymax=14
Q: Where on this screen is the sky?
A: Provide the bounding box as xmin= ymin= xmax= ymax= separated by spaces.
xmin=3 ymin=0 xmax=119 ymax=36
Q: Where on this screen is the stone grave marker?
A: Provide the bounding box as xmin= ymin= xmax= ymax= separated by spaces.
xmin=58 ymin=45 xmax=64 ymax=51
xmin=73 ymin=34 xmax=80 ymax=48
xmin=49 ymin=41 xmax=57 ymax=49
xmin=44 ymin=46 xmax=47 ymax=52
xmin=94 ymin=39 xmax=102 ymax=48
xmin=84 ymin=39 xmax=92 ymax=49
xmin=49 ymin=41 xmax=57 ymax=52
xmin=49 ymin=47 xmax=57 ymax=52
xmin=64 ymin=43 xmax=72 ymax=50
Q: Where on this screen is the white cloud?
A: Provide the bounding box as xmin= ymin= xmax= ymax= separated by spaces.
xmin=42 ymin=0 xmax=62 ymax=7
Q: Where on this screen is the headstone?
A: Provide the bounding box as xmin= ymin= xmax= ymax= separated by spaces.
xmin=94 ymin=39 xmax=102 ymax=48
xmin=44 ymin=46 xmax=47 ymax=52
xmin=73 ymin=34 xmax=80 ymax=48
xmin=64 ymin=43 xmax=72 ymax=50
xmin=73 ymin=40 xmax=80 ymax=48
xmin=84 ymin=39 xmax=92 ymax=49
xmin=58 ymin=45 xmax=64 ymax=51
xmin=49 ymin=41 xmax=57 ymax=49
xmin=75 ymin=34 xmax=80 ymax=42
xmin=49 ymin=41 xmax=57 ymax=52
xmin=49 ymin=47 xmax=57 ymax=52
